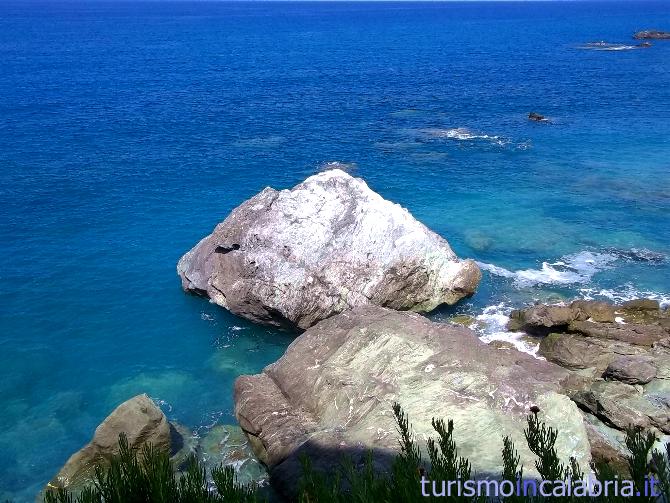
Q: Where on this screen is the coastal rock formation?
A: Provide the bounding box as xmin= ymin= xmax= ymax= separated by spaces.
xmin=178 ymin=169 xmax=480 ymax=330
xmin=528 ymin=112 xmax=548 ymax=122
xmin=47 ymin=394 xmax=172 ymax=491
xmin=234 ymin=305 xmax=591 ymax=497
xmin=508 ymin=299 xmax=670 ymax=461
xmin=634 ymin=30 xmax=670 ymax=40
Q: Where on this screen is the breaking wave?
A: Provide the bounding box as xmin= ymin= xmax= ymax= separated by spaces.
xmin=421 ymin=127 xmax=510 ymax=146
xmin=419 ymin=127 xmax=531 ymax=151
xmin=577 ymin=41 xmax=654 ymax=51
xmin=580 ymin=285 xmax=670 ymax=309
xmin=475 ymin=304 xmax=540 ymax=356
xmin=477 ymin=251 xmax=618 ymax=288
xmin=478 ymin=248 xmax=667 ymax=289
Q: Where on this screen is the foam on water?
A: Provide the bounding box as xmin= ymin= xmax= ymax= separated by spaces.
xmin=580 ymin=284 xmax=670 ymax=309
xmin=474 ymin=304 xmax=541 ymax=356
xmin=422 ymin=127 xmax=500 ymax=141
xmin=478 ymin=250 xmax=618 ymax=288
xmin=578 ymin=42 xmax=644 ymax=51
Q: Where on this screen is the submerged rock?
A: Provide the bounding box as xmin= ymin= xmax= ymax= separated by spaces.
xmin=234 ymin=305 xmax=591 ymax=497
xmin=197 ymin=424 xmax=268 ymax=486
xmin=178 ymin=169 xmax=480 ymax=330
xmin=634 ymin=30 xmax=670 ymax=40
xmin=46 ymin=394 xmax=173 ymax=491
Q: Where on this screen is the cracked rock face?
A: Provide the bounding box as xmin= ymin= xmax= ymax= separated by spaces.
xmin=178 ymin=169 xmax=480 ymax=330
xmin=509 ymin=299 xmax=670 ymax=466
xmin=234 ymin=305 xmax=591 ymax=497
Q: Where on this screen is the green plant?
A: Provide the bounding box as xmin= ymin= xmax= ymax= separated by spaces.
xmin=44 ymin=433 xmax=259 ymax=503
xmin=44 ymin=406 xmax=670 ymax=503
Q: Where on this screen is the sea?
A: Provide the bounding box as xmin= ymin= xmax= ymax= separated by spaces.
xmin=0 ymin=1 xmax=668 ymax=499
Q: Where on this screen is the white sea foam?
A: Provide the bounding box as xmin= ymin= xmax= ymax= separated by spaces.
xmin=580 ymin=284 xmax=670 ymax=309
xmin=578 ymin=42 xmax=643 ymax=51
xmin=478 ymin=251 xmax=618 ymax=288
xmin=419 ymin=127 xmax=532 ymax=150
xmin=421 ymin=127 xmax=508 ymax=144
xmin=475 ymin=304 xmax=540 ymax=356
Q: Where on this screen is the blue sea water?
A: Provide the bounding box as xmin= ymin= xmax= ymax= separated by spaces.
xmin=0 ymin=0 xmax=669 ymax=499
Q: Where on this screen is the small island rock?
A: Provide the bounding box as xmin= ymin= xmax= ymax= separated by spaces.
xmin=178 ymin=170 xmax=480 ymax=330
xmin=528 ymin=112 xmax=548 ymax=122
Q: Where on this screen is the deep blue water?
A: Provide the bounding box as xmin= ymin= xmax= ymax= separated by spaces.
xmin=1 ymin=1 xmax=669 ymax=499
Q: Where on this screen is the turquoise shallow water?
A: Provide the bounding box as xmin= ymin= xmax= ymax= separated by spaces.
xmin=0 ymin=1 xmax=669 ymax=499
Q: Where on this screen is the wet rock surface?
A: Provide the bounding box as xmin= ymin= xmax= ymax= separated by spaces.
xmin=178 ymin=169 xmax=480 ymax=330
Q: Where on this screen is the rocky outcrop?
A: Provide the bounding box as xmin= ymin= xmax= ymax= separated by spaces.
xmin=509 ymin=299 xmax=670 ymax=464
xmin=234 ymin=305 xmax=591 ymax=497
xmin=46 ymin=394 xmax=173 ymax=491
xmin=528 ymin=112 xmax=548 ymax=122
xmin=178 ymin=170 xmax=480 ymax=330
xmin=634 ymin=30 xmax=670 ymax=40
xmin=508 ymin=300 xmax=616 ymax=335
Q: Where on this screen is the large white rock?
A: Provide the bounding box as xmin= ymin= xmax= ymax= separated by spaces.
xmin=178 ymin=169 xmax=480 ymax=329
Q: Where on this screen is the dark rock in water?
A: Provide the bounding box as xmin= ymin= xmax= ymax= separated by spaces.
xmin=528 ymin=112 xmax=548 ymax=122
xmin=637 ymin=42 xmax=653 ymax=48
xmin=46 ymin=394 xmax=174 ymax=492
xmin=234 ymin=305 xmax=591 ymax=498
xmin=609 ymin=247 xmax=666 ymax=264
xmin=604 ymin=355 xmax=657 ymax=385
xmin=177 ymin=169 xmax=480 ymax=330
xmin=634 ymin=30 xmax=670 ymax=40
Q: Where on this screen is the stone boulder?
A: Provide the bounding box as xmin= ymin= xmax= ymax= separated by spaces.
xmin=538 ymin=333 xmax=646 ymax=373
xmin=507 ymin=300 xmax=615 ymax=335
xmin=46 ymin=394 xmax=172 ymax=491
xmin=603 ymin=356 xmax=657 ymax=385
xmin=178 ymin=170 xmax=480 ymax=330
xmin=234 ymin=305 xmax=591 ymax=497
